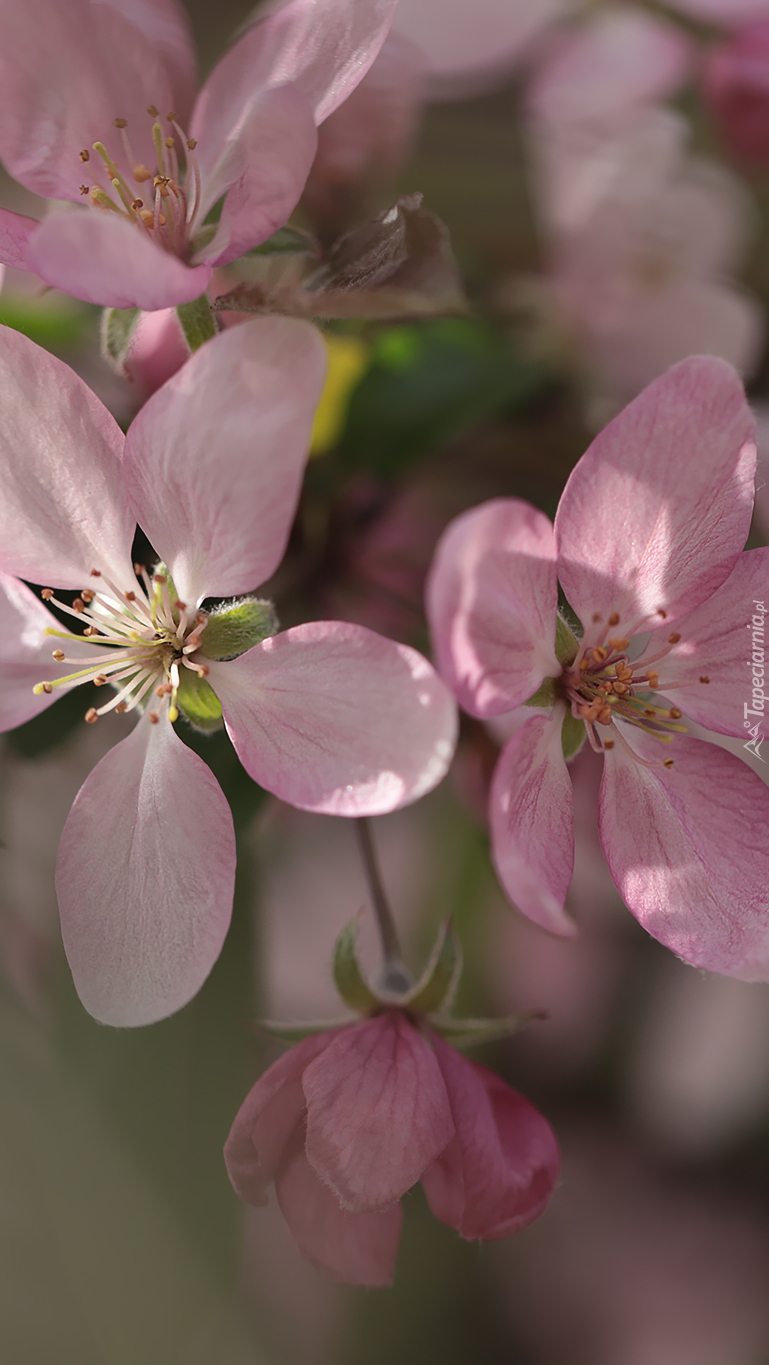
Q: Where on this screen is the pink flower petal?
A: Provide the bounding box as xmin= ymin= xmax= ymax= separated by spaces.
xmin=303 ymin=1011 xmax=454 ymax=1212
xmin=224 ymin=1031 xmax=337 ymax=1205
xmin=122 ymin=317 xmax=326 ymax=605
xmin=276 ymin=1131 xmax=402 ymax=1286
xmin=426 ymin=498 xmax=559 ymax=719
xmin=0 ymin=0 xmax=190 ymax=200
xmin=0 ymin=573 xmax=93 ymax=731
xmin=0 ymin=326 xmax=135 ymax=591
xmin=599 ymin=733 xmax=769 ymax=979
xmin=581 ymin=277 xmax=763 ymax=407
xmin=422 ymin=1036 xmax=560 ymax=1239
xmin=55 ymin=718 xmax=236 ymax=1026
xmin=528 ymin=9 xmax=691 ymax=125
xmin=210 ymin=622 xmax=458 ymax=815
xmin=489 ymin=710 xmax=576 ymax=936
xmin=645 ymin=548 xmax=769 ymax=738
xmin=308 ymin=30 xmax=424 ymax=197
xmin=394 ymin=0 xmax=566 ymax=85
xmin=555 ymin=356 xmax=756 ymax=633
xmin=199 ymin=84 xmax=318 ymax=266
xmin=26 ymin=211 xmax=211 ymax=311
xmin=105 ymin=0 xmax=197 ymax=122
xmin=0 ymin=208 xmax=37 ymax=270
xmin=191 ymin=0 xmax=397 ymax=165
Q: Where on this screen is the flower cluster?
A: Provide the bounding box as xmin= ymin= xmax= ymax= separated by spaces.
xmin=2 ymin=0 xmax=769 ymax=1306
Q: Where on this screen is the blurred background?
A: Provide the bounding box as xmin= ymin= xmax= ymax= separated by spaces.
xmin=4 ymin=1 xmax=769 ymax=1361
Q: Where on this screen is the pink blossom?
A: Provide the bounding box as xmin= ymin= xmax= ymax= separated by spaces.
xmin=225 ymin=1009 xmax=559 ymax=1286
xmin=427 ymin=355 xmax=769 ymax=980
xmin=705 ymin=23 xmax=769 ymax=166
xmin=541 ymin=107 xmax=763 ymax=415
xmin=304 ymin=29 xmax=425 ymax=221
xmin=0 ymin=318 xmax=456 ymax=1027
xmin=0 ymin=0 xmax=397 ymax=310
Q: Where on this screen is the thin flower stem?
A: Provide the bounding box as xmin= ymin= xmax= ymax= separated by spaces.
xmin=355 ymin=817 xmax=407 ymax=975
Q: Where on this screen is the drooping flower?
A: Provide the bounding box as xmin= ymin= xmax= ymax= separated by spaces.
xmin=225 ymin=917 xmax=559 ymax=1287
xmin=0 ymin=317 xmax=456 ymax=1027
xmin=0 ymin=0 xmax=397 ymax=310
xmin=427 ymin=355 xmax=769 ymax=980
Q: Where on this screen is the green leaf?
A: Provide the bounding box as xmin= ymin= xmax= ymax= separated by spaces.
xmin=429 ymin=1010 xmax=545 ymax=1046
xmin=525 ymin=677 xmax=556 ymax=709
xmin=201 ymin=600 xmax=278 ymax=661
xmin=332 ymin=919 xmax=379 ymax=1014
xmin=100 ymin=306 xmax=141 ymax=376
xmin=404 ymin=919 xmax=462 ymax=1016
xmin=176 ymin=295 xmax=216 ymax=352
xmin=562 ymin=708 xmax=586 ymax=761
xmin=257 ymin=1016 xmax=353 ymax=1043
xmin=175 ymin=669 xmax=223 ymax=732
xmin=245 ymin=224 xmax=320 ymax=258
xmin=555 ymin=612 xmax=579 ymax=666
xmin=336 ymin=319 xmax=550 ymax=479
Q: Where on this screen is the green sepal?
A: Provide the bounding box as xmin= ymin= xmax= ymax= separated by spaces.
xmin=176 ymin=294 xmax=216 ymax=352
xmin=245 ymin=224 xmax=320 ymax=258
xmin=402 ymin=919 xmax=462 ymax=1015
xmin=175 ymin=669 xmax=224 ymax=732
xmin=257 ymin=1016 xmax=354 ymax=1043
xmin=555 ymin=612 xmax=579 ymax=666
xmin=333 ymin=919 xmax=379 ymax=1014
xmin=200 ymin=599 xmax=278 ymax=661
xmin=525 ymin=677 xmax=557 ymax=709
xmin=428 ymin=1010 xmax=545 ymax=1047
xmin=100 ymin=306 xmax=141 ymax=376
xmin=562 ymin=708 xmax=586 ymax=761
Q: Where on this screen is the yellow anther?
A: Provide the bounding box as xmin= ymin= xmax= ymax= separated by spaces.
xmin=41 ymin=588 xmax=53 ymax=600
xmin=113 ymin=118 xmax=127 ymax=128
xmin=134 ymin=164 xmax=153 ymax=182
xmin=669 ymin=707 xmax=683 ymax=719
xmin=85 ymin=707 xmax=98 ymax=723
xmin=147 ymin=105 xmax=159 ymax=117
xmin=668 ymin=632 xmax=681 ymax=644
xmin=52 ymin=650 xmax=65 ymax=661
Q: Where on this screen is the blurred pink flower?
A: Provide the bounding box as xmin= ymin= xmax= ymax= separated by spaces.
xmin=225 ymin=1008 xmax=559 ymax=1286
xmin=427 ymin=355 xmax=769 ymax=979
xmin=705 ymin=22 xmax=769 ymax=166
xmin=526 ymin=13 xmax=762 ymax=411
xmin=0 ymin=318 xmax=456 ymax=1026
xmin=501 ymin=1126 xmax=769 ymax=1365
xmin=0 ymin=0 xmax=397 ymax=310
xmin=305 ymin=29 xmax=425 ymax=221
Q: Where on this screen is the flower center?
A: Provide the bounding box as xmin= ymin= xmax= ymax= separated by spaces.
xmin=34 ymin=565 xmax=209 ymax=725
xmin=558 ymin=608 xmax=710 ymax=768
xmin=77 ymin=108 xmax=202 ymax=258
